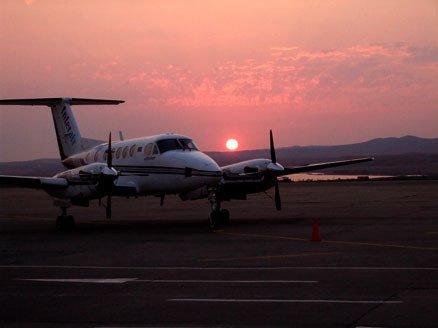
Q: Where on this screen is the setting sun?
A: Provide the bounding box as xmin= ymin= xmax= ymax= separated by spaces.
xmin=226 ymin=139 xmax=239 ymax=151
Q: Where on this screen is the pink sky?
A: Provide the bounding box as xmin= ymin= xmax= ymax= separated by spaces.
xmin=1 ymin=0 xmax=437 ymax=161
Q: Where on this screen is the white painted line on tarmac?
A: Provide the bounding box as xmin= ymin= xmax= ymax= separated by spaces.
xmin=136 ymin=279 xmax=318 ymax=284
xmin=17 ymin=278 xmax=137 ymax=284
xmin=17 ymin=278 xmax=317 ymax=284
xmin=168 ymin=298 xmax=403 ymax=304
xmin=2 ymin=265 xmax=437 ymax=271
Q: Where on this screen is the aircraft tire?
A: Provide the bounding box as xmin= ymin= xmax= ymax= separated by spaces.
xmin=208 ymin=210 xmax=222 ymax=231
xmin=220 ymin=209 xmax=230 ymax=225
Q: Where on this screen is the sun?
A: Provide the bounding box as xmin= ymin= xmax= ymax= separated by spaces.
xmin=226 ymin=138 xmax=239 ymax=151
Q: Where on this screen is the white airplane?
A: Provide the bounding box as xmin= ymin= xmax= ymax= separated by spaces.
xmin=0 ymin=97 xmax=373 ymax=231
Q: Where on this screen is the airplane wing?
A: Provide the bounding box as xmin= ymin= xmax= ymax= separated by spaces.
xmin=217 ymin=156 xmax=374 ymax=204
xmin=280 ymin=157 xmax=374 ymax=175
xmin=0 ymin=173 xmax=139 ymax=195
xmin=0 ymin=175 xmax=68 ymax=188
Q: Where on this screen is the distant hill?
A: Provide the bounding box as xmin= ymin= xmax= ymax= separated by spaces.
xmin=208 ymin=135 xmax=438 ymax=176
xmin=0 ymin=136 xmax=437 ymax=176
xmin=0 ymin=159 xmax=64 ymax=177
xmin=208 ymin=135 xmax=438 ymax=165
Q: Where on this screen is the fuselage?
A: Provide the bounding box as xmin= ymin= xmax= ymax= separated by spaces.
xmin=59 ymin=134 xmax=222 ymax=196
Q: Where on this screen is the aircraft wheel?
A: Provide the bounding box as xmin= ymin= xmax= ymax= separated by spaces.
xmin=208 ymin=210 xmax=222 ymax=231
xmin=56 ymin=215 xmax=76 ymax=232
xmin=220 ymin=209 xmax=230 ymax=225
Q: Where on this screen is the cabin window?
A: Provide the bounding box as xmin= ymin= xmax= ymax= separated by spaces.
xmin=116 ymin=147 xmax=122 ymax=159
xmin=153 ymin=144 xmax=159 ymax=155
xmin=103 ymin=148 xmax=115 ymax=161
xmin=129 ymin=144 xmax=136 ymax=157
xmin=94 ymin=150 xmax=100 ymax=162
xmin=137 ymin=146 xmax=142 ymax=152
xmin=144 ymin=143 xmax=153 ymax=156
xmin=122 ymin=146 xmax=129 ymax=158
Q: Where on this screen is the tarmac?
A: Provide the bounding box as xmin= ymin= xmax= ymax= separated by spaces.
xmin=0 ymin=180 xmax=437 ymax=327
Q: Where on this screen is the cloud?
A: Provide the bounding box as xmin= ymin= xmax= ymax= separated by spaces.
xmin=83 ymin=43 xmax=437 ymax=115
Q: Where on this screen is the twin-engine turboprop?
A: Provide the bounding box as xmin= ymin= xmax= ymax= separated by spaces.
xmin=0 ymin=97 xmax=373 ymax=231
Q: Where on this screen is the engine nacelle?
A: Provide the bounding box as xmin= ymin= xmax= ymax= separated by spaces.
xmin=222 ymin=159 xmax=272 ymax=175
xmin=55 ymin=163 xmax=111 ymax=180
xmin=45 ymin=163 xmax=115 ymax=203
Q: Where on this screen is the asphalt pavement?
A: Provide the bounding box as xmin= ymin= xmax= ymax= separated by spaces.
xmin=1 ymin=181 xmax=437 ymax=327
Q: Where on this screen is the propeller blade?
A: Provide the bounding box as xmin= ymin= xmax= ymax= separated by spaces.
xmin=107 ymin=132 xmax=112 ymax=168
xmin=270 ymin=129 xmax=277 ymax=164
xmin=270 ymin=130 xmax=281 ymax=210
xmin=105 ymin=131 xmax=116 ymax=219
xmin=274 ymin=181 xmax=282 ymax=210
xmin=106 ymin=193 xmax=112 ymax=219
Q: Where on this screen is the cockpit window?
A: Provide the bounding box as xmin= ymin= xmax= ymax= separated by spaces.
xmin=156 ymin=139 xmax=182 ymax=153
xmin=156 ymin=138 xmax=199 ymax=153
xmin=179 ymin=138 xmax=198 ymax=151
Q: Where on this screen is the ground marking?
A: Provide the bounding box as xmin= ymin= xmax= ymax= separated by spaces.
xmin=136 ymin=279 xmax=318 ymax=284
xmin=202 ymin=252 xmax=337 ymax=262
xmin=18 ymin=278 xmax=137 ymax=284
xmin=2 ymin=265 xmax=437 ymax=271
xmin=356 ymin=327 xmax=391 ymax=328
xmin=168 ymin=298 xmax=403 ymax=304
xmin=17 ymin=278 xmax=317 ymax=284
xmin=220 ymin=231 xmax=438 ymax=251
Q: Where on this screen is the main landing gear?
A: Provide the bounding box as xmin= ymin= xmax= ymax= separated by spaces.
xmin=208 ymin=189 xmax=230 ymax=231
xmin=55 ymin=203 xmax=76 ymax=232
xmin=208 ymin=208 xmax=230 ymax=230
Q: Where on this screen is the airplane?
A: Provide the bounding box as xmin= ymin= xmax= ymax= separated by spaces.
xmin=0 ymin=97 xmax=373 ymax=231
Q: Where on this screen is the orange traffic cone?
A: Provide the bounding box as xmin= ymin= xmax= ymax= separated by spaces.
xmin=311 ymin=218 xmax=321 ymax=241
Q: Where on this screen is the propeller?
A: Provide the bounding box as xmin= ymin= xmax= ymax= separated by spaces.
xmin=107 ymin=132 xmax=113 ymax=168
xmin=270 ymin=130 xmax=277 ymax=164
xmin=106 ymin=133 xmax=112 ymax=218
xmin=101 ymin=132 xmax=118 ymax=219
xmin=269 ymin=130 xmax=282 ymax=211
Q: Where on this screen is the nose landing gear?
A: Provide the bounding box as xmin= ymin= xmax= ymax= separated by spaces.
xmin=208 ymin=189 xmax=230 ymax=231
xmin=54 ymin=201 xmax=76 ymax=232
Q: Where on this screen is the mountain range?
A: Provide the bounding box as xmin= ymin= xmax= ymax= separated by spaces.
xmin=0 ymin=136 xmax=437 ymax=176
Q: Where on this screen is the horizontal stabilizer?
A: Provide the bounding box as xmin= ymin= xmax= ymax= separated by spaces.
xmin=0 ymin=97 xmax=124 ymax=106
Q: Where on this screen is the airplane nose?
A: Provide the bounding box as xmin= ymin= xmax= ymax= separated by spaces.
xmin=203 ymin=158 xmax=222 ymax=172
xmin=187 ymin=152 xmax=222 ymax=178
xmin=199 ymin=158 xmax=222 ymax=179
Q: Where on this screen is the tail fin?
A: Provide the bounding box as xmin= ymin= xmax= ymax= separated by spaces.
xmin=0 ymin=97 xmax=124 ymax=159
